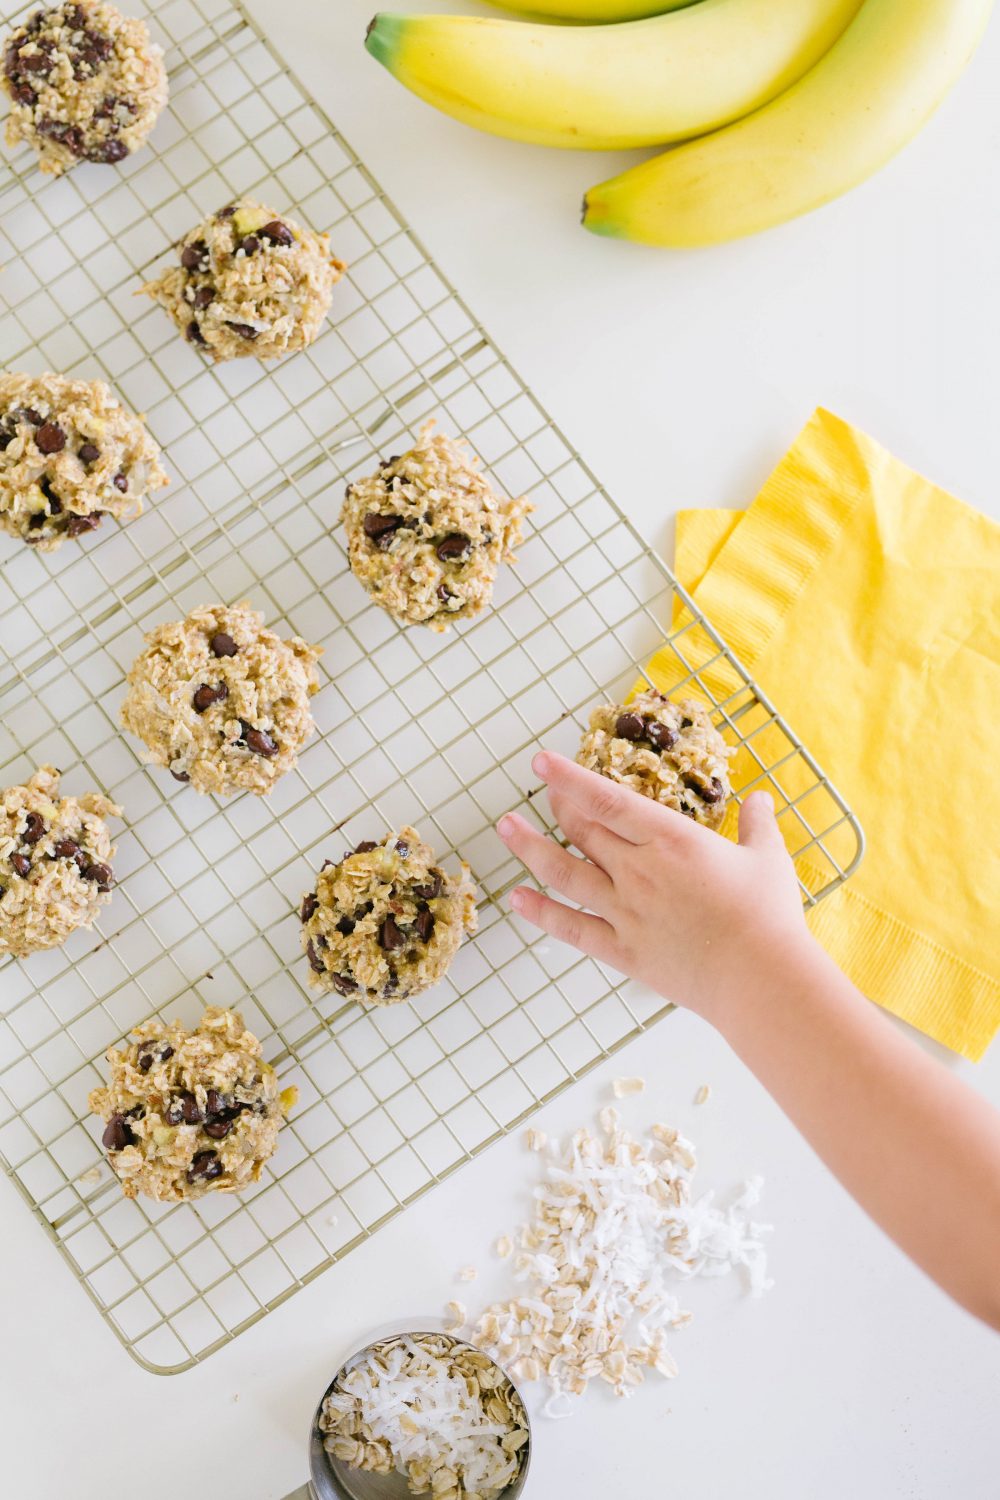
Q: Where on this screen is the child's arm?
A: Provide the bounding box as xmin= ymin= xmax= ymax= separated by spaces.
xmin=497 ymin=752 xmax=1000 ymax=1332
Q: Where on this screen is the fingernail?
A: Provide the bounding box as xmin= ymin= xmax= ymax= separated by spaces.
xmin=497 ymin=815 xmax=514 ymax=839
xmin=532 ymin=752 xmax=550 ymax=778
xmin=509 ymin=889 xmax=525 ymax=912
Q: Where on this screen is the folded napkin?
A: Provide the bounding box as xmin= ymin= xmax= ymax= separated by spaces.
xmin=646 ymin=409 xmax=1000 ymax=1061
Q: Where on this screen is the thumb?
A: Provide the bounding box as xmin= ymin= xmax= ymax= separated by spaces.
xmin=738 ymin=791 xmax=785 ymax=851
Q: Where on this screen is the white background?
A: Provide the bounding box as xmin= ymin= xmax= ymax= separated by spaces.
xmin=3 ymin=2 xmax=1000 ymax=1496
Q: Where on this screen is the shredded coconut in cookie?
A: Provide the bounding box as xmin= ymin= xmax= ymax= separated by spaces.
xmin=2 ymin=1 xmax=167 ymax=175
xmin=577 ymin=689 xmax=734 ymax=831
xmin=120 ymin=600 xmax=322 ymax=797
xmin=0 ymin=765 xmax=120 ymax=958
xmin=88 ymin=1005 xmax=298 ymax=1202
xmin=0 ymin=371 xmax=168 ymax=551
xmin=342 ymin=422 xmax=532 ymax=630
xmin=300 ymin=826 xmax=478 ymax=1005
xmin=142 ymin=197 xmax=345 ymax=361
xmin=469 ymin=1109 xmax=771 ymax=1414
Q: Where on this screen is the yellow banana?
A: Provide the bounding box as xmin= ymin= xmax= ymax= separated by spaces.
xmin=584 ymin=0 xmax=994 ymax=245
xmin=365 ymin=0 xmax=865 ymax=152
xmin=482 ymin=0 xmax=700 ymax=18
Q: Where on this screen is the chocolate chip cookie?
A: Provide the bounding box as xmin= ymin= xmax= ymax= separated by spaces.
xmin=341 ymin=422 xmax=532 ymax=630
xmin=2 ymin=1 xmax=167 ymax=175
xmin=120 ymin=601 xmax=323 ymax=797
xmin=89 ymin=1006 xmax=298 ymax=1202
xmin=0 ymin=765 xmax=120 ymax=958
xmin=300 ymin=827 xmax=478 ymax=1004
xmin=141 ymin=198 xmax=346 ymax=361
xmin=0 ymin=371 xmax=168 ymax=551
xmin=577 ymin=690 xmax=733 ymax=830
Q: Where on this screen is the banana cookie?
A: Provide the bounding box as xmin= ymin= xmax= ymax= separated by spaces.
xmin=0 ymin=371 xmax=168 ymax=550
xmin=341 ymin=422 xmax=531 ymax=630
xmin=577 ymin=690 xmax=733 ymax=830
xmin=120 ymin=601 xmax=323 ymax=797
xmin=89 ymin=1006 xmax=298 ymax=1202
xmin=0 ymin=765 xmax=120 ymax=958
xmin=142 ymin=197 xmax=346 ymax=361
xmin=300 ymin=827 xmax=477 ymax=1004
xmin=2 ymin=1 xmax=167 ymax=174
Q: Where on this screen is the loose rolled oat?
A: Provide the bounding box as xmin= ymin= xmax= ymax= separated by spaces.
xmin=88 ymin=1005 xmax=298 ymax=1202
xmin=341 ymin=422 xmax=531 ymax=630
xmin=0 ymin=371 xmax=168 ymax=551
xmin=0 ymin=765 xmax=120 ymax=958
xmin=142 ymin=197 xmax=346 ymax=361
xmin=300 ymin=826 xmax=478 ymax=1005
xmin=120 ymin=600 xmax=322 ymax=797
xmin=577 ymin=689 xmax=733 ymax=830
xmin=2 ymin=1 xmax=167 ymax=175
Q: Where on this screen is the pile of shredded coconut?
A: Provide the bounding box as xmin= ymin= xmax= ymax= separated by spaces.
xmin=466 ymin=1107 xmax=772 ymax=1417
xmin=319 ymin=1333 xmax=529 ymax=1500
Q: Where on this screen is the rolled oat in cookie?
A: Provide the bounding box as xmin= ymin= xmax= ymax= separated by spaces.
xmin=300 ymin=826 xmax=478 ymax=1005
xmin=120 ymin=600 xmax=323 ymax=797
xmin=2 ymin=1 xmax=167 ymax=175
xmin=341 ymin=421 xmax=532 ymax=630
xmin=88 ymin=1005 xmax=298 ymax=1202
xmin=0 ymin=765 xmax=120 ymax=958
xmin=0 ymin=371 xmax=168 ymax=551
xmin=141 ymin=197 xmax=346 ymax=361
xmin=577 ymin=690 xmax=733 ymax=831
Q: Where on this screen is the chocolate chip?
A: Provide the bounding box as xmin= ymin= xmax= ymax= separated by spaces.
xmin=167 ymin=1091 xmax=202 ymax=1126
xmin=235 ymin=235 xmax=261 ymax=256
xmin=210 ymin=631 xmax=238 ymax=658
xmin=226 ymin=322 xmax=259 ymax=340
xmin=35 ymin=421 xmax=66 ymax=454
xmin=217 ymin=204 xmax=236 ymax=219
xmin=701 ymin=777 xmax=725 ymax=804
xmin=437 ymin=584 xmax=455 ymax=607
xmin=379 ymin=455 xmax=402 ymax=469
xmin=203 ymin=1119 xmax=231 ymax=1140
xmin=37 ymin=119 xmax=85 ymax=154
xmin=615 ymin=712 xmax=644 ymax=741
xmin=414 ymin=908 xmax=434 ymax=942
xmin=170 ymin=770 xmax=190 ymax=784
xmin=412 ymin=872 xmax=443 ymax=901
xmin=66 ymin=511 xmax=102 ymax=537
xmin=78 ymin=442 xmax=100 ymax=464
xmin=645 ymin=720 xmax=678 ymax=752
xmin=260 ymin=219 xmax=294 ymax=245
xmin=82 ymin=30 xmax=112 ymax=60
xmin=187 ymin=320 xmax=207 ymax=345
xmin=335 ymin=915 xmax=355 ymax=936
xmin=363 ymin=512 xmax=403 ymax=549
xmin=193 ymin=682 xmax=228 ymax=713
xmin=205 ymin=1089 xmax=226 ymax=1117
xmin=86 ymin=137 xmax=129 ymax=164
xmin=395 ymin=839 xmax=410 ymax=858
xmin=300 ymin=892 xmax=318 ymax=923
xmin=52 ymin=838 xmax=79 ymax=859
xmin=436 ymin=532 xmax=471 ymax=563
xmin=28 ymin=513 xmax=47 ymax=531
xmin=20 ymin=50 xmax=52 ymax=73
xmin=680 ymin=716 xmax=693 ymax=729
xmin=240 ymin=722 xmax=278 ymax=757
xmin=377 ymin=915 xmax=405 ymax=952
xmin=307 ymin=939 xmax=326 ymax=974
xmin=113 ymin=472 xmax=128 ymax=493
xmin=181 ymin=240 xmax=207 ymax=271
xmin=10 ymin=853 xmax=30 ymax=877
xmin=137 ymin=1050 xmax=154 ymax=1073
xmin=331 ymin=973 xmax=357 ymax=995
xmin=354 ymin=840 xmax=378 ymax=854
xmin=15 ymin=407 xmax=43 ymax=425
xmin=22 ymin=810 xmax=44 ymax=845
xmin=12 ymin=83 xmax=36 ymax=105
xmin=187 ymin=1149 xmax=222 ymax=1183
xmin=82 ymin=861 xmax=113 ymax=891
xmin=190 ymin=287 xmax=214 ymax=313
xmin=101 ymin=1113 xmax=133 ymax=1152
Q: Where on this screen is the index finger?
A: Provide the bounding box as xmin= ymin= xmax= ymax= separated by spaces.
xmin=532 ymin=751 xmax=674 ymax=845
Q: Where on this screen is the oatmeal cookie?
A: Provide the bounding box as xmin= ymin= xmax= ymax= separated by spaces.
xmin=120 ymin=601 xmax=322 ymax=797
xmin=141 ymin=198 xmax=346 ymax=361
xmin=0 ymin=371 xmax=168 ymax=551
xmin=2 ymin=1 xmax=167 ymax=175
xmin=341 ymin=423 xmax=531 ymax=630
xmin=577 ymin=690 xmax=733 ymax=830
xmin=88 ymin=1006 xmax=298 ymax=1202
xmin=0 ymin=765 xmax=120 ymax=958
xmin=300 ymin=826 xmax=478 ymax=1004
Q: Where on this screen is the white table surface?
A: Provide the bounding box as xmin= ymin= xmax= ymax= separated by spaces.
xmin=3 ymin=2 xmax=999 ymax=1495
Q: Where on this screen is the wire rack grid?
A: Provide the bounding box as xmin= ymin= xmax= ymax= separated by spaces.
xmin=0 ymin=0 xmax=863 ymax=1373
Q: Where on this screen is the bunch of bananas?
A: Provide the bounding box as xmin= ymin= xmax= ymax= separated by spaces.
xmin=365 ymin=0 xmax=993 ymax=247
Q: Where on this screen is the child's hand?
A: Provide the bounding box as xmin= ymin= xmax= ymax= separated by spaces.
xmin=497 ymin=751 xmax=808 ymax=1024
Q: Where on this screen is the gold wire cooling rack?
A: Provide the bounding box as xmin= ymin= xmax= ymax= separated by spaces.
xmin=0 ymin=0 xmax=864 ymax=1374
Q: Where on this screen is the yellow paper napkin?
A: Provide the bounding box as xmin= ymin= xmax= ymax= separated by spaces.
xmin=648 ymin=409 xmax=1000 ymax=1061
